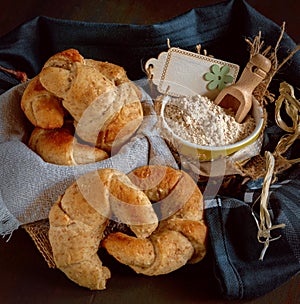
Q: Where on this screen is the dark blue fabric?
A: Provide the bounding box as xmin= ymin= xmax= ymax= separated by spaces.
xmin=205 ymin=176 xmax=300 ymax=299
xmin=0 ymin=0 xmax=299 ymax=300
xmin=0 ymin=0 xmax=299 ymax=92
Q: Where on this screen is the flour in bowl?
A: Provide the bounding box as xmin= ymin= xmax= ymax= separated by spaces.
xmin=162 ymin=95 xmax=256 ymax=146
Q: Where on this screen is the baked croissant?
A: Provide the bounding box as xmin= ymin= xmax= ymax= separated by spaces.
xmin=73 ymin=81 xmax=143 ymax=152
xmin=20 ymin=76 xmax=65 ymax=129
xmin=38 ymin=49 xmax=143 ymax=152
xmin=48 ymin=166 xmax=207 ymax=290
xmin=28 ymin=121 xmax=109 ymax=165
xmin=48 ymin=168 xmax=158 ymax=290
xmin=102 ymin=165 xmax=207 ymax=275
xmin=21 ymin=49 xmax=143 ymax=164
xmin=20 ymin=49 xmax=85 ymax=129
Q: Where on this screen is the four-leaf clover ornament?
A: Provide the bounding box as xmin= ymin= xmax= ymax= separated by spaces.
xmin=204 ymin=64 xmax=234 ymax=90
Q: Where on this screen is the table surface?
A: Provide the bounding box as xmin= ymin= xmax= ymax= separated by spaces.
xmin=1 ymin=1 xmax=299 ymax=303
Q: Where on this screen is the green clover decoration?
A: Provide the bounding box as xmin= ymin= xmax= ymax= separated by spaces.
xmin=204 ymin=64 xmax=234 ymax=90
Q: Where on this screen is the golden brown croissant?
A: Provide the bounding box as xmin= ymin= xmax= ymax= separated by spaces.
xmin=38 ymin=49 xmax=143 ymax=152
xmin=21 ymin=49 xmax=85 ymax=129
xmin=20 ymin=76 xmax=65 ymax=129
xmin=48 ymin=166 xmax=207 ymax=290
xmin=48 ymin=168 xmax=158 ymax=290
xmin=44 ymin=48 xmax=84 ymax=67
xmin=21 ymin=49 xmax=143 ymax=162
xmin=28 ymin=122 xmax=108 ymax=165
xmin=85 ymin=59 xmax=142 ymax=99
xmin=73 ymin=81 xmax=143 ymax=152
xmin=102 ymin=166 xmax=207 ymax=275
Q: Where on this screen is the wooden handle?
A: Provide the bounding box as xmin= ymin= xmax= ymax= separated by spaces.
xmin=214 ymin=54 xmax=271 ymax=123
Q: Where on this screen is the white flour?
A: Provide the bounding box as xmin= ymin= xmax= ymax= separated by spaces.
xmin=162 ymin=95 xmax=256 ymax=146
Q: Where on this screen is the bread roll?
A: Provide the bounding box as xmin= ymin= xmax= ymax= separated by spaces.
xmin=74 ymin=82 xmax=143 ymax=152
xmin=21 ymin=76 xmax=65 ymax=129
xmin=103 ymin=165 xmax=207 ymax=275
xmin=85 ymin=59 xmax=131 ymax=86
xmin=49 ymin=168 xmax=159 ymax=289
xmin=38 ymin=49 xmax=143 ymax=152
xmin=28 ymin=122 xmax=108 ymax=165
xmin=40 ymin=62 xmax=115 ymax=119
xmin=86 ymin=59 xmax=142 ymax=99
xmin=21 ymin=48 xmax=84 ymax=128
xmin=21 ymin=49 xmax=143 ymax=162
xmin=48 ymin=166 xmax=207 ymax=289
xmin=43 ymin=48 xmax=84 ymax=69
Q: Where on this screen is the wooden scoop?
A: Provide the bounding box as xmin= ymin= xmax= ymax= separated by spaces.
xmin=214 ymin=54 xmax=271 ymax=123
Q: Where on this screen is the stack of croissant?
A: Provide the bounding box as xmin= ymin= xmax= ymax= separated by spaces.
xmin=49 ymin=165 xmax=207 ymax=290
xmin=20 ymin=50 xmax=208 ymax=291
xmin=21 ymin=49 xmax=143 ymax=165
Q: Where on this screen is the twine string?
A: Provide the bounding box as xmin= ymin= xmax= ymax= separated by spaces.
xmin=274 ymin=82 xmax=300 ymax=164
xmin=245 ymin=23 xmax=300 ymax=105
xmin=251 ymin=151 xmax=286 ymax=261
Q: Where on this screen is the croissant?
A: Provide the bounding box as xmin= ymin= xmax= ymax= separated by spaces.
xmin=28 ymin=121 xmax=109 ymax=165
xmin=21 ymin=49 xmax=143 ymax=163
xmin=20 ymin=49 xmax=85 ymax=129
xmin=48 ymin=166 xmax=207 ymax=290
xmin=38 ymin=49 xmax=143 ymax=152
xmin=43 ymin=47 xmax=85 ymax=68
xmin=102 ymin=165 xmax=207 ymax=275
xmin=48 ymin=168 xmax=158 ymax=290
xmin=20 ymin=76 xmax=65 ymax=129
xmin=85 ymin=59 xmax=142 ymax=99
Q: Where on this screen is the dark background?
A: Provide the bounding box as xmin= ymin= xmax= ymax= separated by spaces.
xmin=0 ymin=0 xmax=299 ymax=43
